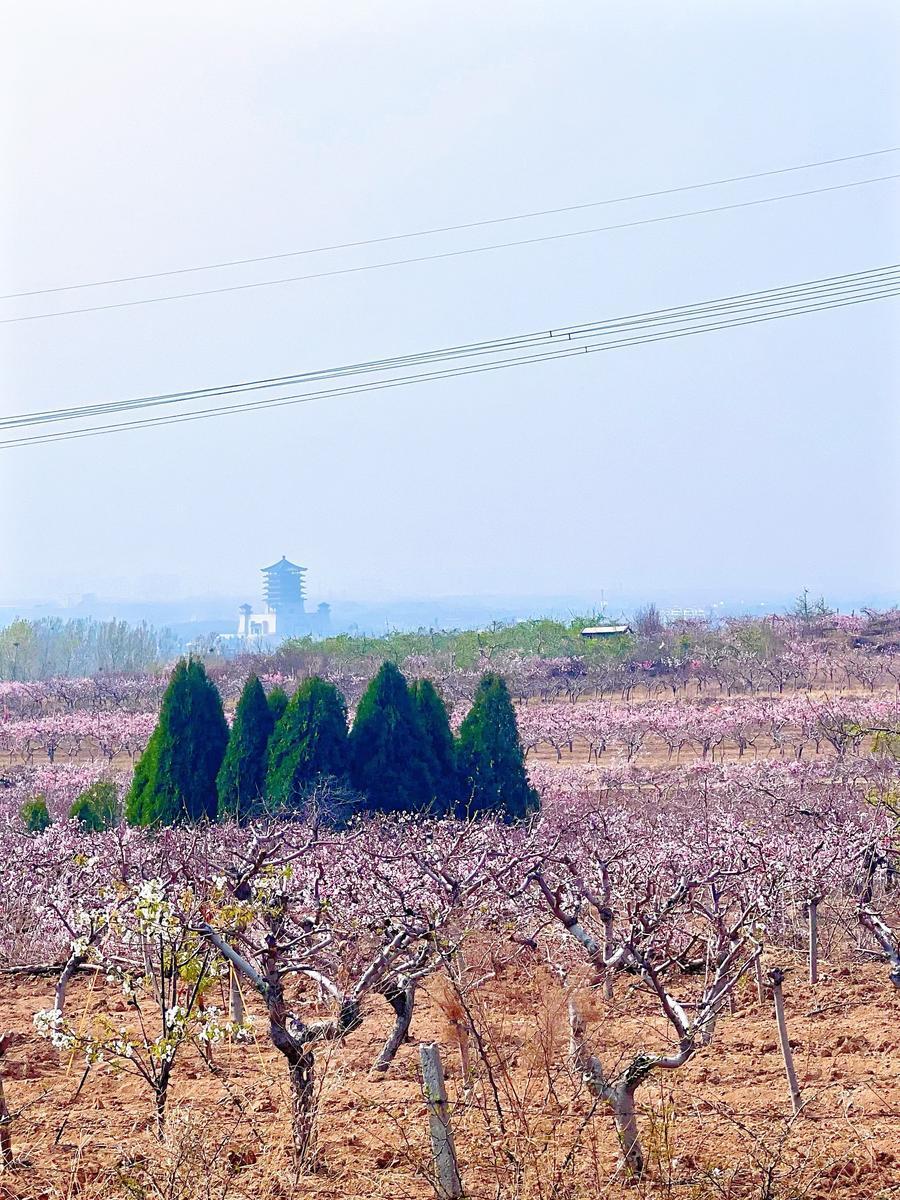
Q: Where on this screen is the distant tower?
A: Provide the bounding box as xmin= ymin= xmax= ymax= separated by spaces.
xmin=261 ymin=556 xmax=306 ymax=637
xmin=237 ymin=603 xmax=253 ymax=638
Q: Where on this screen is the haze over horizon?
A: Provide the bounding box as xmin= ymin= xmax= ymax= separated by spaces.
xmin=3 ymin=1 xmax=899 ymax=610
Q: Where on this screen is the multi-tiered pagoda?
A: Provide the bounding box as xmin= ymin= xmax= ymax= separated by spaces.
xmin=237 ymin=556 xmax=329 ymax=640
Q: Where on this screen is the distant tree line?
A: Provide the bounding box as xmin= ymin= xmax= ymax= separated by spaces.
xmin=275 ymin=615 xmax=632 ymax=670
xmin=0 ymin=617 xmax=178 ymax=681
xmin=119 ymin=657 xmax=537 ymax=828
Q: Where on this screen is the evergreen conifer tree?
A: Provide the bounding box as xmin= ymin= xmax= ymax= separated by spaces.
xmin=456 ymin=672 xmax=539 ymax=822
xmin=409 ymin=678 xmax=459 ymax=815
xmin=125 ymin=658 xmax=229 ymax=826
xmin=266 ymin=677 xmax=349 ymax=812
xmin=349 ymin=662 xmax=441 ymax=814
xmin=267 ymin=685 xmax=289 ymax=724
xmin=217 ymin=675 xmax=275 ymax=820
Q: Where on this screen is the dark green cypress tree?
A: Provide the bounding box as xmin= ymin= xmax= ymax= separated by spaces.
xmin=266 ymin=677 xmax=349 ymax=812
xmin=125 ymin=658 xmax=229 ymax=826
xmin=409 ymin=678 xmax=459 ymax=815
xmin=217 ymin=675 xmax=274 ymax=821
xmin=349 ymin=662 xmax=441 ymax=815
xmin=456 ymin=672 xmax=539 ymax=822
xmin=267 ymin=685 xmax=289 ymax=725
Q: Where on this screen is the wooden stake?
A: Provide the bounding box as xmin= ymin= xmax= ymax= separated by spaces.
xmin=229 ymin=964 xmax=245 ymax=1028
xmin=420 ymin=1043 xmax=463 ymax=1199
xmin=768 ymin=968 xmax=802 ymax=1115
xmin=754 ymin=954 xmax=766 ymax=1007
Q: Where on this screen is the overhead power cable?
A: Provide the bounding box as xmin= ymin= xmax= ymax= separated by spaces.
xmin=2 ymin=265 xmax=896 ymax=451
xmin=2 ymin=172 xmax=898 ymax=326
xmin=2 ymin=263 xmax=897 ymax=432
xmin=3 ymin=144 xmax=898 ymax=302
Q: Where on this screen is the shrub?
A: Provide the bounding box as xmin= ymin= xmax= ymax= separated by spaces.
xmin=21 ymin=796 xmax=51 ymax=833
xmin=410 ymin=678 xmax=459 ymax=814
xmin=69 ymin=779 xmax=119 ymax=832
xmin=266 ymin=685 xmax=290 ymax=724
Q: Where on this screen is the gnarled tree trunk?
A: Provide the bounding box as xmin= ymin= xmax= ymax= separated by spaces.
xmin=569 ymin=1002 xmax=651 ymax=1180
xmin=266 ymin=981 xmax=362 ymax=1170
xmin=373 ymin=981 xmax=416 ymax=1072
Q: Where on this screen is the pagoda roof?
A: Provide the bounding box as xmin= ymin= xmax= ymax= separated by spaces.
xmin=262 ymin=556 xmax=305 ymax=573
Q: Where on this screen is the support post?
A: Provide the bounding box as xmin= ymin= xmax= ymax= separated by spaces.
xmin=768 ymin=968 xmax=802 ymax=1115
xmin=420 ymin=1043 xmax=463 ymax=1200
xmin=229 ymin=964 xmax=245 ymax=1028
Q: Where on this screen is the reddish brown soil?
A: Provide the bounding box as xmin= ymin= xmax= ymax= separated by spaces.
xmin=1 ymin=951 xmax=898 ymax=1200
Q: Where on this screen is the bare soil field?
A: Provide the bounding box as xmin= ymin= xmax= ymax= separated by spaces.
xmin=1 ymin=935 xmax=898 ymax=1199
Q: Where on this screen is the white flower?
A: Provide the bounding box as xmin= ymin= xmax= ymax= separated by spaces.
xmin=33 ymin=1007 xmax=77 ymax=1052
xmin=164 ymin=1005 xmax=187 ymax=1032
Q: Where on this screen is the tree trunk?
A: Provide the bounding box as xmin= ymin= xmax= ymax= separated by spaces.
xmin=373 ymin=982 xmax=415 ymax=1072
xmin=54 ymin=951 xmax=84 ymax=1015
xmin=807 ymin=899 xmax=819 ymax=985
xmin=289 ymin=1049 xmax=317 ymax=1168
xmin=611 ymin=1081 xmax=644 ymax=1179
xmin=453 ymin=1017 xmax=472 ymax=1092
xmin=601 ymin=906 xmax=615 ymax=1001
xmin=154 ymin=1070 xmax=170 ymax=1140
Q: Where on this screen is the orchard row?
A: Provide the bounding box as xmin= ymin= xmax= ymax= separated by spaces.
xmin=3 ymin=690 xmax=897 ymax=768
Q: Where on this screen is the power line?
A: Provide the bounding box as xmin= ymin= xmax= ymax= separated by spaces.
xmin=3 ymin=173 xmax=898 ymax=326
xmin=6 ymin=269 xmax=898 ymax=436
xmin=3 ymin=266 xmax=896 ymax=450
xmin=9 ymin=283 xmax=898 ymax=448
xmin=3 ymin=145 xmax=898 ymax=301
xmin=3 ymin=264 xmax=897 ymax=431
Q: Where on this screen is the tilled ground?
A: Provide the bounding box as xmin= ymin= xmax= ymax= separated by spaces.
xmin=0 ymin=948 xmax=898 ymax=1200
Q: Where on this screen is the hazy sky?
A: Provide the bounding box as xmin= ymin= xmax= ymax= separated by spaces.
xmin=2 ymin=0 xmax=898 ymax=609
